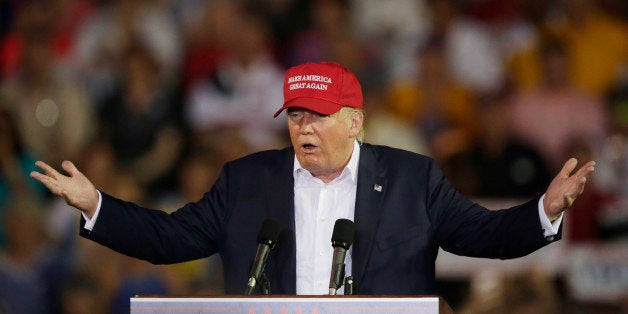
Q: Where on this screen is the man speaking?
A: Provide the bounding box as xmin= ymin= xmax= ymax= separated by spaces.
xmin=31 ymin=62 xmax=595 ymax=295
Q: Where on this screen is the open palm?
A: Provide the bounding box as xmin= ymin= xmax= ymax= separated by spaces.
xmin=543 ymin=158 xmax=596 ymax=221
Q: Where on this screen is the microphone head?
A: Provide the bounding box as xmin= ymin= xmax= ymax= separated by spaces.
xmin=257 ymin=219 xmax=281 ymax=246
xmin=331 ymin=218 xmax=355 ymax=249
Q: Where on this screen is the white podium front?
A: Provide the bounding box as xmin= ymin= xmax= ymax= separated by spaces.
xmin=130 ymin=295 xmax=453 ymax=313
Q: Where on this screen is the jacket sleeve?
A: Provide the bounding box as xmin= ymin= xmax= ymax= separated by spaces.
xmin=80 ymin=166 xmax=231 ymax=264
xmin=427 ymin=159 xmax=560 ymax=259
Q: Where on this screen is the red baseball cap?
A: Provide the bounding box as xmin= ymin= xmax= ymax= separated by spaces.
xmin=273 ymin=62 xmax=363 ymax=118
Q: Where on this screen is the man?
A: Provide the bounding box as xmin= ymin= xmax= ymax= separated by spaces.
xmin=31 ymin=62 xmax=595 ymax=295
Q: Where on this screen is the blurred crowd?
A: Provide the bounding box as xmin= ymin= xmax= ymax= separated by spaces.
xmin=0 ymin=0 xmax=626 ymax=313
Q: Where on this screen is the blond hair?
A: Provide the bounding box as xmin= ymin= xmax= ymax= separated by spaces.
xmin=337 ymin=107 xmax=366 ymax=144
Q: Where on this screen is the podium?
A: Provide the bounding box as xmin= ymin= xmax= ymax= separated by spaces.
xmin=130 ymin=295 xmax=453 ymax=313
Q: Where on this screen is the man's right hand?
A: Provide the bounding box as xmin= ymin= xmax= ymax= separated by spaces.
xmin=31 ymin=160 xmax=99 ymax=218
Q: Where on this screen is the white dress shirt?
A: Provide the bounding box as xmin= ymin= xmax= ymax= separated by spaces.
xmin=294 ymin=141 xmax=360 ymax=295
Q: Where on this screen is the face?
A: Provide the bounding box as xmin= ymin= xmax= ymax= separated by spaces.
xmin=287 ymin=107 xmax=362 ymax=182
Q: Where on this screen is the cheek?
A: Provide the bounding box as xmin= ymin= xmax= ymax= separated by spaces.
xmin=288 ymin=126 xmax=299 ymax=143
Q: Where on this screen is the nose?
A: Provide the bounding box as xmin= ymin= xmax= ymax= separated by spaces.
xmin=298 ymin=112 xmax=315 ymax=134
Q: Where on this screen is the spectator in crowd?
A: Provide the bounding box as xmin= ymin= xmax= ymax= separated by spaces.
xmin=459 ymin=267 xmax=561 ymax=314
xmin=0 ymin=0 xmax=94 ymax=80
xmin=73 ymin=0 xmax=182 ymax=108
xmin=0 ymin=198 xmax=71 ymax=314
xmin=508 ymin=38 xmax=608 ymax=171
xmin=0 ymin=27 xmax=94 ymax=169
xmin=0 ymin=109 xmax=47 ymax=234
xmin=59 ymin=273 xmax=105 ymax=314
xmin=385 ymin=36 xmax=480 ymax=163
xmin=465 ymin=0 xmax=543 ymax=95
xmin=424 ymin=0 xmax=505 ymax=96
xmin=99 ymin=42 xmax=184 ymax=193
xmin=109 ymin=257 xmax=171 ymax=314
xmin=184 ymin=8 xmax=286 ymax=152
xmin=283 ymin=0 xmax=353 ymax=67
xmin=507 ymin=0 xmax=628 ymax=97
xmin=363 ymin=89 xmax=430 ymax=156
xmin=283 ymin=0 xmax=384 ymax=91
xmin=545 ymin=0 xmax=628 ymax=98
xmin=243 ymin=0 xmax=311 ymax=63
xmin=442 ymin=95 xmax=551 ymax=198
xmin=152 ymin=150 xmax=225 ymax=295
xmin=350 ymin=0 xmax=430 ymax=82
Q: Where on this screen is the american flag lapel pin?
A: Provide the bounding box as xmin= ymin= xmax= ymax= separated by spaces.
xmin=373 ymin=184 xmax=383 ymax=192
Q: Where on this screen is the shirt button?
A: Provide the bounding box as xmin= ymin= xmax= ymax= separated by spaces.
xmin=319 ymin=251 xmax=324 ymax=256
xmin=321 ymin=217 xmax=327 ymax=222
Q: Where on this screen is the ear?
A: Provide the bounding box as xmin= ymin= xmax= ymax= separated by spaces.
xmin=348 ymin=111 xmax=364 ymax=138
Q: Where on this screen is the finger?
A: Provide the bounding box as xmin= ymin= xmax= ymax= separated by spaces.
xmin=30 ymin=170 xmax=46 ymax=182
xmin=30 ymin=172 xmax=63 ymax=195
xmin=574 ymin=160 xmax=596 ymax=179
xmin=558 ymin=158 xmax=578 ymax=178
xmin=61 ymin=160 xmax=81 ymax=177
xmin=34 ymin=160 xmax=63 ymax=179
xmin=578 ymin=161 xmax=595 ymax=177
xmin=30 ymin=169 xmax=60 ymax=190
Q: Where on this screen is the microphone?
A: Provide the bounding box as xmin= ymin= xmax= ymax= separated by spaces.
xmin=328 ymin=218 xmax=355 ymax=295
xmin=244 ymin=219 xmax=281 ymax=295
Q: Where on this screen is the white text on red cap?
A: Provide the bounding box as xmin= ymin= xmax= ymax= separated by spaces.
xmin=288 ymin=75 xmax=333 ymax=91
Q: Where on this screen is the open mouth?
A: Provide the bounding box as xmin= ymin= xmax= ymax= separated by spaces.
xmin=301 ymin=143 xmax=318 ymax=152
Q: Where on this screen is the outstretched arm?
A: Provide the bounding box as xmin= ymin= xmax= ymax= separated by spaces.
xmin=543 ymin=158 xmax=596 ymax=221
xmin=30 ymin=160 xmax=99 ymax=218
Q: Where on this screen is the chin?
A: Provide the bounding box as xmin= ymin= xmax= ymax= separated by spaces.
xmin=300 ymin=160 xmax=323 ymax=174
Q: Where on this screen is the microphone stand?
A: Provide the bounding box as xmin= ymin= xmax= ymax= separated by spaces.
xmin=245 ymin=271 xmax=272 ymax=295
xmin=260 ymin=273 xmax=271 ymax=295
xmin=344 ymin=276 xmax=354 ymax=295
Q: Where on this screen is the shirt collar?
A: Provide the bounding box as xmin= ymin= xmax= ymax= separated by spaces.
xmin=293 ymin=141 xmax=360 ymax=183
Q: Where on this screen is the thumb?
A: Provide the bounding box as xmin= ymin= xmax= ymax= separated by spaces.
xmin=558 ymin=158 xmax=578 ymax=178
xmin=61 ymin=160 xmax=81 ymax=177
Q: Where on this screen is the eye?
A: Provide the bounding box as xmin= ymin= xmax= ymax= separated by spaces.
xmin=288 ymin=111 xmax=303 ymax=120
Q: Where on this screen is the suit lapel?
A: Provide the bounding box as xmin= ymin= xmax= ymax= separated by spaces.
xmin=352 ymin=144 xmax=387 ymax=290
xmin=263 ymin=148 xmax=297 ymax=294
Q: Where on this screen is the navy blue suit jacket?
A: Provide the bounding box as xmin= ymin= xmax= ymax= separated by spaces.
xmin=81 ymin=144 xmax=559 ymax=295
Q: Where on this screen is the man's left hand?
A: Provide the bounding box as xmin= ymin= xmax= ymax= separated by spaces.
xmin=544 ymin=158 xmax=596 ymax=221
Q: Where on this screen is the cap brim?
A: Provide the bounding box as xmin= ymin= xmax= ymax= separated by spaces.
xmin=273 ymin=97 xmax=344 ymax=118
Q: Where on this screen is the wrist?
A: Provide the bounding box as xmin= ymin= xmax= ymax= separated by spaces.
xmin=542 ymin=197 xmax=561 ymax=222
xmin=82 ymin=189 xmax=100 ymax=219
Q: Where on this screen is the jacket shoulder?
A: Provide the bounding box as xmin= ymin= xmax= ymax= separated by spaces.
xmin=361 ymin=143 xmax=434 ymax=166
xmin=224 ymin=147 xmax=294 ymax=169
